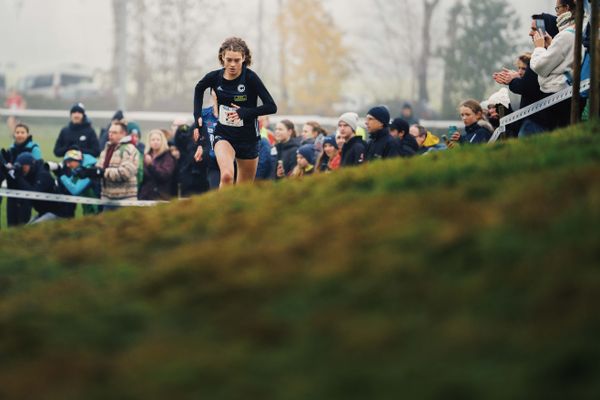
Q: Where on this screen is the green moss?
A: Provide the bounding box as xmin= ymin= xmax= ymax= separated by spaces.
xmin=0 ymin=124 xmax=600 ymax=399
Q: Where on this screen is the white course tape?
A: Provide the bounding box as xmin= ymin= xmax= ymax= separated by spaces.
xmin=489 ymin=79 xmax=591 ymax=143
xmin=0 ymin=188 xmax=163 ymax=207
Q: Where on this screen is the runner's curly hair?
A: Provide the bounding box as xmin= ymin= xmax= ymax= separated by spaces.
xmin=218 ymin=37 xmax=252 ymax=67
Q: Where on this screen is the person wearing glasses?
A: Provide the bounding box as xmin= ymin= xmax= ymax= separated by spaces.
xmin=530 ymin=1 xmax=576 ymax=130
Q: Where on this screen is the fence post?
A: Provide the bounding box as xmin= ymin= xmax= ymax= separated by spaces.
xmin=571 ymin=0 xmax=584 ymax=123
xmin=590 ymin=0 xmax=600 ymax=120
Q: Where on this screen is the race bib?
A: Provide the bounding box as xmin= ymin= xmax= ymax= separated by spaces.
xmin=219 ymin=105 xmax=244 ymax=127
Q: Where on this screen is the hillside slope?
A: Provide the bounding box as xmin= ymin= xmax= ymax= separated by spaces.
xmin=1 ymin=125 xmax=600 ymax=399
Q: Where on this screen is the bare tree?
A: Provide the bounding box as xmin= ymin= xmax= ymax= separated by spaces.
xmin=417 ymin=0 xmax=441 ymax=105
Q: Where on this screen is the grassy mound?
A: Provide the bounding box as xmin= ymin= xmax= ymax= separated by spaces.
xmin=1 ymin=124 xmax=600 ymax=399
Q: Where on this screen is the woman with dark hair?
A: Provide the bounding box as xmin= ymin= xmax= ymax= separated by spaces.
xmin=273 ymin=120 xmax=301 ymax=179
xmin=193 ymin=37 xmax=277 ymax=188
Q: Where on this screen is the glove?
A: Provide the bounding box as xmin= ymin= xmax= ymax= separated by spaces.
xmin=0 ymin=149 xmax=12 ymax=164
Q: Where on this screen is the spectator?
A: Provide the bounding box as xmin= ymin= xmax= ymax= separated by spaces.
xmin=127 ymin=121 xmax=146 ymax=155
xmin=8 ymin=153 xmax=70 ymax=224
xmin=365 ymin=106 xmax=399 ymax=161
xmin=175 ymin=123 xmax=210 ymax=196
xmin=337 ymin=112 xmax=365 ymax=167
xmin=290 ymin=144 xmax=316 ymax=178
xmin=301 ymin=121 xmax=327 ymax=155
xmin=256 ymin=136 xmax=273 ymax=180
xmin=485 ymin=88 xmax=515 ymax=136
xmin=410 ymin=125 xmax=447 ymax=154
xmin=450 ymin=100 xmax=493 ymax=144
xmin=335 ymin=131 xmax=346 ymax=151
xmin=259 ymin=115 xmax=276 ymax=146
xmin=2 ymin=123 xmax=43 ymax=226
xmin=96 ymin=122 xmax=140 ymax=209
xmin=401 ymin=102 xmax=419 ymax=125
xmin=4 ymin=89 xmax=26 ymax=134
xmin=494 ymin=47 xmax=554 ymax=137
xmin=54 ymin=103 xmax=100 ymax=157
xmin=99 ymin=110 xmax=124 ymax=150
xmin=139 ymin=130 xmax=177 ymax=201
xmin=54 ymin=147 xmax=101 ymax=216
xmin=390 ymin=118 xmax=418 ymax=157
xmin=530 ymin=3 xmax=576 ymax=129
xmin=316 ymin=136 xmax=341 ymax=173
xmin=198 ymin=93 xmax=220 ymax=191
xmin=273 ymin=119 xmax=301 ymax=178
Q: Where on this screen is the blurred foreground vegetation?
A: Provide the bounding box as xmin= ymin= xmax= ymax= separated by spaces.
xmin=1 ymin=124 xmax=600 ymax=399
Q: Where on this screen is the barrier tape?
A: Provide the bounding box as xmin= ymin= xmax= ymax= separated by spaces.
xmin=0 ymin=188 xmax=163 ymax=207
xmin=489 ymin=79 xmax=591 ymax=143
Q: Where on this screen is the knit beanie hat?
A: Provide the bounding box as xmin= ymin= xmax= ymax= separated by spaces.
xmin=338 ymin=112 xmax=359 ymax=132
xmin=297 ymin=144 xmax=316 ymax=166
xmin=70 ymin=102 xmax=86 ymax=115
xmin=322 ymin=135 xmax=338 ymax=150
xmin=15 ymin=152 xmax=35 ymax=166
xmin=367 ymin=106 xmax=391 ymax=127
xmin=127 ymin=121 xmax=142 ymax=136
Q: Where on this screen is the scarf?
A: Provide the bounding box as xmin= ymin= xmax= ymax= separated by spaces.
xmin=557 ymin=11 xmax=575 ymax=31
xmin=103 ymin=144 xmax=118 ymax=169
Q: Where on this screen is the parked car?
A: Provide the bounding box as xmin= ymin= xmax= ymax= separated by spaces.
xmin=17 ymin=66 xmax=101 ymax=100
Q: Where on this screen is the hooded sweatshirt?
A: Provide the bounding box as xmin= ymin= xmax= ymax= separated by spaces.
xmin=530 ymin=12 xmax=575 ymax=94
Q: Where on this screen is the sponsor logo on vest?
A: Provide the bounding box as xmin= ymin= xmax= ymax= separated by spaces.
xmin=237 ymin=84 xmax=246 ymax=93
xmin=234 ymin=95 xmax=248 ymax=102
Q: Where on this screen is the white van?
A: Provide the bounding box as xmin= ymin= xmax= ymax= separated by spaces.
xmin=17 ymin=66 xmax=101 ymax=100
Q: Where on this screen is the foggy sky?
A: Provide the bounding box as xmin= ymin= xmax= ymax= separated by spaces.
xmin=0 ymin=0 xmax=555 ymax=73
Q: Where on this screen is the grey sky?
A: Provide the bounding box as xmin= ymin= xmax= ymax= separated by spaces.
xmin=0 ymin=0 xmax=554 ymax=71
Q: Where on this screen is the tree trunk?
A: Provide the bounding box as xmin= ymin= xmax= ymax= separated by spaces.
xmin=417 ymin=0 xmax=441 ymax=105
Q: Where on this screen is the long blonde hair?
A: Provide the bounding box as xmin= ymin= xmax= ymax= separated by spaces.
xmin=145 ymin=129 xmax=169 ymax=156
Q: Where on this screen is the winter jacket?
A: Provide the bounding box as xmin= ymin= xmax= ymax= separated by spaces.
xmin=272 ymin=137 xmax=301 ymax=178
xmin=139 ymin=151 xmax=177 ymax=201
xmin=459 ymin=122 xmax=492 ymax=145
xmin=256 ymin=137 xmax=273 ymax=180
xmin=418 ymin=132 xmax=448 ymax=154
xmin=509 ymin=65 xmax=550 ymax=127
xmin=13 ymin=160 xmax=70 ymax=217
xmin=175 ymin=122 xmax=210 ymax=192
xmin=341 ymin=136 xmax=366 ymax=167
xmin=397 ymin=133 xmax=419 ymax=157
xmin=57 ymin=154 xmax=100 ymax=215
xmin=530 ymin=26 xmax=575 ymax=94
xmin=54 ymin=118 xmax=100 ymax=157
xmin=9 ymin=136 xmax=43 ymax=162
xmin=365 ymin=128 xmax=399 ymax=161
xmin=97 ymin=136 xmax=140 ymax=200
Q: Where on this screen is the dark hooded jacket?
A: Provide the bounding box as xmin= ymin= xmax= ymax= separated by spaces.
xmin=365 ymin=128 xmax=400 ymax=161
xmin=54 ymin=117 xmax=100 ymax=157
xmin=13 ymin=160 xmax=71 ymax=217
xmin=341 ymin=135 xmax=366 ymax=167
xmin=272 ymin=137 xmax=301 ymax=178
